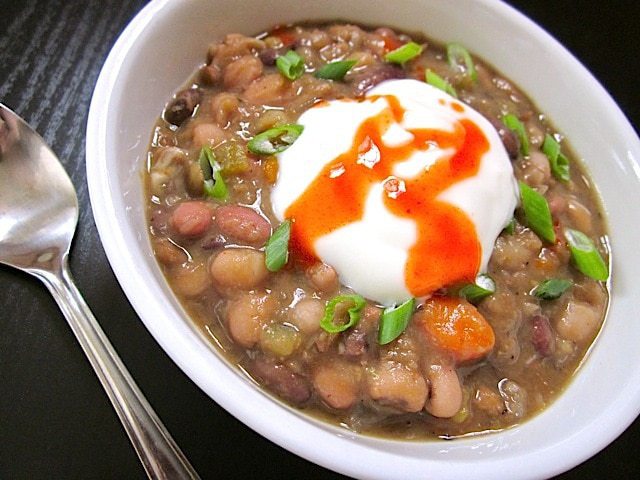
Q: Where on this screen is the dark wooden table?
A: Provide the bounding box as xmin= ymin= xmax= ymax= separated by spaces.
xmin=1 ymin=1 xmax=638 ymax=478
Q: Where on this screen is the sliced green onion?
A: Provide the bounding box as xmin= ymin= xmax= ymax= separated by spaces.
xmin=276 ymin=50 xmax=305 ymax=80
xmin=264 ymin=220 xmax=291 ymax=272
xmin=542 ymin=134 xmax=570 ymax=182
xmin=384 ymin=41 xmax=423 ymax=64
xmin=314 ymin=60 xmax=357 ymax=80
xmin=320 ymin=295 xmax=366 ymax=334
xmin=247 ymin=124 xmax=304 ymax=155
xmin=503 ymin=218 xmax=516 ymax=235
xmin=199 ymin=146 xmax=228 ymax=200
xmin=532 ymin=278 xmax=573 ymax=300
xmin=502 ymin=114 xmax=530 ymax=156
xmin=378 ymin=298 xmax=415 ymax=345
xmin=425 ymin=69 xmax=457 ymax=97
xmin=458 ymin=274 xmax=496 ymax=304
xmin=446 ymin=42 xmax=478 ymax=82
xmin=519 ymin=181 xmax=555 ymax=243
xmin=564 ymin=229 xmax=609 ymax=281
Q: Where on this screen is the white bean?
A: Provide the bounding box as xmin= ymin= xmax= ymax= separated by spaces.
xmin=424 ymin=365 xmax=463 ymax=418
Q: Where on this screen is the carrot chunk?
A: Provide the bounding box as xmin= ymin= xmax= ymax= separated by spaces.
xmin=417 ymin=296 xmax=495 ymax=363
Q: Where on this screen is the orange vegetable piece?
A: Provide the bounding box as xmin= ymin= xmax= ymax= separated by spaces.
xmin=417 ymin=296 xmax=495 ymax=364
xmin=263 ymin=156 xmax=279 ymax=184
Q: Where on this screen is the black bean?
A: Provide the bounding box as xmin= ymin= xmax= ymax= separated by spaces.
xmin=164 ymin=88 xmax=201 ymax=127
xmin=248 ymin=356 xmax=311 ymax=404
xmin=487 ymin=117 xmax=519 ymax=160
xmin=350 ymin=64 xmax=406 ymax=97
xmin=258 ymin=47 xmax=283 ymax=66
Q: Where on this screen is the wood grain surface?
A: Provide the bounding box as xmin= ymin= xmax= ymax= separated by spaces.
xmin=1 ymin=1 xmax=638 ymax=478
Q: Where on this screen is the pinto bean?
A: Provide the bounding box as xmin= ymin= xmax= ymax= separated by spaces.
xmin=191 ymin=123 xmax=229 ymax=149
xmin=249 ymin=355 xmax=311 ymax=404
xmin=567 ymin=198 xmax=593 ymax=234
xmin=473 ymin=385 xmax=505 ymax=416
xmin=523 ymin=151 xmax=551 ymax=186
xmin=498 ymin=378 xmax=527 ymax=418
xmin=214 ymin=205 xmax=271 ymax=245
xmin=491 ymin=230 xmax=542 ymax=272
xmin=164 ymin=89 xmax=201 ymax=127
xmin=209 ymin=248 xmax=269 ymax=289
xmin=243 ymin=73 xmax=289 ymax=104
xmin=170 ymin=201 xmax=212 ymax=238
xmin=226 ymin=292 xmax=276 ymax=348
xmin=223 ymin=55 xmax=264 ymax=90
xmin=152 ymin=238 xmax=187 ymax=266
xmin=289 ymin=298 xmax=324 ymax=334
xmin=350 ymin=64 xmax=406 ymax=97
xmin=171 ymin=262 xmax=211 ymax=297
xmin=424 ymin=365 xmax=463 ymax=418
xmin=210 ymin=92 xmax=240 ymax=127
xmin=313 ymin=361 xmax=361 ymax=410
xmin=306 ymin=262 xmax=339 ymax=292
xmin=555 ymin=300 xmax=601 ymax=345
xmin=531 ymin=314 xmax=555 ymax=357
xmin=366 ymin=361 xmax=427 ymax=413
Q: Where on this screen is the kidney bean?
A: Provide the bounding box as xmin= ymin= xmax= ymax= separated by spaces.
xmin=214 ymin=205 xmax=271 ymax=245
xmin=170 ymin=201 xmax=212 ymax=238
xmin=531 ymin=314 xmax=555 ymax=357
xmin=248 ymin=356 xmax=311 ymax=404
xmin=164 ymin=88 xmax=201 ymax=127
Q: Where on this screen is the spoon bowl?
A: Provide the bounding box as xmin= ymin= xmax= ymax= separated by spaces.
xmin=0 ymin=106 xmax=77 ymax=270
xmin=0 ymin=103 xmax=199 ymax=480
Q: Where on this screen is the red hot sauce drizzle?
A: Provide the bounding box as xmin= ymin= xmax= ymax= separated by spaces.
xmin=285 ymin=95 xmax=490 ymax=298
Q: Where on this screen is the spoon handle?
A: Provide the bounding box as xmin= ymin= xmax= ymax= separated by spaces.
xmin=34 ymin=256 xmax=200 ymax=480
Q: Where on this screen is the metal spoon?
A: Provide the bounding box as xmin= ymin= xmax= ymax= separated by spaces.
xmin=0 ymin=103 xmax=200 ymax=480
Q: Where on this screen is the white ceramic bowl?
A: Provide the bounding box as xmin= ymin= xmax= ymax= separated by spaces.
xmin=86 ymin=0 xmax=640 ymax=478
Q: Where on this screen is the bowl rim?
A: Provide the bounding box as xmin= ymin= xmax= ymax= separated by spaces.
xmin=86 ymin=0 xmax=640 ymax=478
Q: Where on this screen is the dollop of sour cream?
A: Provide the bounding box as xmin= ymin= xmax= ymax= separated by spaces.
xmin=272 ymin=79 xmax=519 ymax=306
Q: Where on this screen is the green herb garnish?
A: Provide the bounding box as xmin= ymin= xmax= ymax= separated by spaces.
xmin=446 ymin=42 xmax=478 ymax=82
xmin=542 ymin=134 xmax=570 ymax=182
xmin=425 ymin=69 xmax=458 ymax=97
xmin=264 ymin=220 xmax=291 ymax=272
xmin=519 ymin=181 xmax=555 ymax=243
xmin=320 ymin=295 xmax=366 ymax=334
xmin=276 ymin=50 xmax=305 ymax=80
xmin=504 ymin=218 xmax=516 ymax=235
xmin=199 ymin=146 xmax=228 ymax=200
xmin=314 ymin=60 xmax=357 ymax=80
xmin=502 ymin=114 xmax=530 ymax=156
xmin=532 ymin=278 xmax=573 ymax=300
xmin=384 ymin=41 xmax=423 ymax=64
xmin=247 ymin=124 xmax=304 ymax=155
xmin=458 ymin=274 xmax=496 ymax=304
xmin=378 ymin=298 xmax=415 ymax=345
xmin=564 ymin=229 xmax=609 ymax=281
